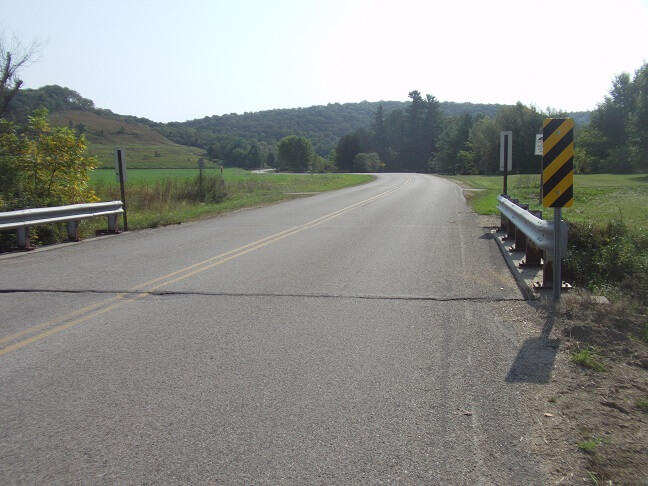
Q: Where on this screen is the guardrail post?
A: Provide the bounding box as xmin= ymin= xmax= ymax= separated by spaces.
xmin=67 ymin=220 xmax=81 ymax=242
xmin=510 ymin=203 xmax=529 ymax=251
xmin=16 ymin=226 xmax=33 ymax=251
xmin=540 ymin=252 xmax=554 ymax=289
xmin=504 ymin=199 xmax=519 ymax=241
xmin=107 ymin=214 xmax=119 ymax=233
xmin=520 ymin=210 xmax=543 ymax=267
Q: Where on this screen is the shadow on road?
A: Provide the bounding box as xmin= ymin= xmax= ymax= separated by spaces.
xmin=506 ymin=311 xmax=560 ymax=384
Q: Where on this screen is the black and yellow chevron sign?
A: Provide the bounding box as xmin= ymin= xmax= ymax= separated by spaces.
xmin=542 ymin=118 xmax=574 ymax=207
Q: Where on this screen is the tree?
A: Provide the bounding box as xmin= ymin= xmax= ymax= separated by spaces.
xmin=0 ymin=108 xmax=98 ymax=210
xmin=494 ymin=102 xmax=544 ymax=174
xmin=277 ymin=135 xmax=316 ymax=172
xmin=372 ymin=104 xmax=388 ymax=161
xmin=629 ymin=63 xmax=648 ymax=171
xmin=464 ymin=116 xmax=500 ymax=174
xmin=384 ymin=109 xmax=406 ymax=170
xmin=334 ymin=128 xmax=373 ymax=172
xmin=352 ymin=152 xmax=382 ymax=172
xmin=422 ymin=94 xmax=443 ymax=169
xmin=579 ymin=63 xmax=648 ymax=173
xmin=431 ymin=114 xmax=474 ymax=174
xmin=403 ymin=90 xmax=427 ymax=171
xmin=1 ymin=33 xmax=43 ymax=118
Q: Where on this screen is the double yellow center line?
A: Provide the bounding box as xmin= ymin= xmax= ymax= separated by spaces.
xmin=0 ymin=177 xmax=411 ymax=356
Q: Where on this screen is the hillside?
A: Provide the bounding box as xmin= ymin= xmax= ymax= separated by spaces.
xmin=9 ymin=85 xmax=591 ymax=166
xmin=49 ymin=110 xmax=207 ymax=169
xmin=50 ymin=110 xmax=174 ymax=145
xmin=158 ymin=100 xmax=507 ymax=156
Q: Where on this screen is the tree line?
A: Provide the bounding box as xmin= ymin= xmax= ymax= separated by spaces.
xmin=576 ymin=63 xmax=648 ymax=173
xmin=333 ymin=63 xmax=646 ymax=175
xmin=3 ymin=28 xmax=644 ymax=176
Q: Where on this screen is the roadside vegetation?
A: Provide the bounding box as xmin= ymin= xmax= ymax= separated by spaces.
xmin=88 ymin=168 xmax=372 ymax=232
xmin=571 ymin=347 xmax=607 ymax=372
xmin=0 ymin=166 xmax=372 ymax=251
xmin=447 ymin=173 xmax=648 ymax=308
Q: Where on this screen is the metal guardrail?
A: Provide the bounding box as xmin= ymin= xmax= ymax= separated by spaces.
xmin=0 ymin=201 xmax=124 ymax=250
xmin=496 ymin=195 xmax=567 ymax=258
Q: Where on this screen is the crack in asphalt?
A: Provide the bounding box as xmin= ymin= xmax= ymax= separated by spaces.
xmin=0 ymin=288 xmax=527 ymax=302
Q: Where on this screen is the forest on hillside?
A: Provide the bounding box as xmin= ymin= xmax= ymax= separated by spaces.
xmin=332 ymin=63 xmax=646 ymax=175
xmin=7 ymin=61 xmax=644 ymax=176
xmin=6 ymin=86 xmax=511 ymax=155
xmin=6 ymin=84 xmax=593 ymax=173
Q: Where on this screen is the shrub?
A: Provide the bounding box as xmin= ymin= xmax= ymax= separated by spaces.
xmin=564 ymin=220 xmax=648 ymax=307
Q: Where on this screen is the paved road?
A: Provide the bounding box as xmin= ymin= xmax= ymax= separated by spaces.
xmin=0 ymin=174 xmax=544 ymax=484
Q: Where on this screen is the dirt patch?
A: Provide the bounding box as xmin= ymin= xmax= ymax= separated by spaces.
xmin=494 ymin=295 xmax=648 ymax=485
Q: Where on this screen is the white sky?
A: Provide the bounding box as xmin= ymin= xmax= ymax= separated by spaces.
xmin=3 ymin=0 xmax=648 ymax=122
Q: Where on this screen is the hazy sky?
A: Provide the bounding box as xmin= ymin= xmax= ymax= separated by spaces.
xmin=3 ymin=0 xmax=648 ymax=122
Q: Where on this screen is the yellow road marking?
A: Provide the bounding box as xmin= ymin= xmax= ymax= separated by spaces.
xmin=0 ymin=294 xmax=127 ymax=345
xmin=1 ymin=177 xmax=411 ymax=356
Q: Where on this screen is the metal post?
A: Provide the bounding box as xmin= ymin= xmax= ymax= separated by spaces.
xmin=17 ymin=226 xmax=31 ymax=250
xmin=503 ymin=133 xmax=509 ymax=196
xmin=553 ymin=207 xmax=562 ymax=300
xmin=117 ymin=150 xmax=128 ymax=231
xmin=107 ymin=214 xmax=119 ymax=232
xmin=199 ymin=166 xmax=203 ymax=201
xmin=67 ymin=220 xmax=80 ymax=241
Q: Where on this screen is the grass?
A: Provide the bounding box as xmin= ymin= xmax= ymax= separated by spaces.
xmin=86 ymin=143 xmax=208 ymax=169
xmin=91 ymin=167 xmax=223 ymax=183
xmin=578 ymin=437 xmax=604 ymax=453
xmin=637 ymin=398 xmax=648 ymax=413
xmin=446 ymin=173 xmax=648 ymax=306
xmin=90 ymin=168 xmax=374 ymax=194
xmin=571 ymin=348 xmax=607 ymax=372
xmin=445 ymin=173 xmax=648 ymax=228
xmin=51 ymin=110 xmax=209 ymax=169
xmin=640 ymin=321 xmax=648 ymax=344
xmin=85 ymin=168 xmax=374 ymax=234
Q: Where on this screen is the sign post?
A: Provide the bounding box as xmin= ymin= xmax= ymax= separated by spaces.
xmin=198 ymin=158 xmax=205 ymax=201
xmin=114 ymin=148 xmax=128 ymax=231
xmin=535 ymin=133 xmax=544 ymax=204
xmin=542 ymin=118 xmax=574 ymax=300
xmin=500 ymin=131 xmax=512 ymax=195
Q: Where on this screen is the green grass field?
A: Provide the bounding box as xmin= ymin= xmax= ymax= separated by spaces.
xmin=90 ymin=167 xmax=372 ymax=190
xmin=88 ymin=168 xmax=374 ymax=230
xmin=91 ymin=167 xmax=222 ymax=183
xmin=445 ymin=173 xmax=648 ymax=229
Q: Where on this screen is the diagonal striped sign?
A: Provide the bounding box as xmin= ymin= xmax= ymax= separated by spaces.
xmin=542 ymin=118 xmax=574 ymax=208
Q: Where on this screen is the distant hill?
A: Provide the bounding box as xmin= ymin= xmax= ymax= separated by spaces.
xmin=161 ymin=101 xmax=589 ymax=156
xmin=8 ymin=85 xmax=591 ymax=161
xmin=157 ymin=100 xmax=512 ymax=156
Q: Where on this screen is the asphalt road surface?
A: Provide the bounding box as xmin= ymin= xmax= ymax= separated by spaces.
xmin=0 ymin=174 xmax=545 ymax=484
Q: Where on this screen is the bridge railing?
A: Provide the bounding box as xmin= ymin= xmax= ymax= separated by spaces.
xmin=0 ymin=201 xmax=124 ymax=250
xmin=496 ymin=195 xmax=568 ymax=289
